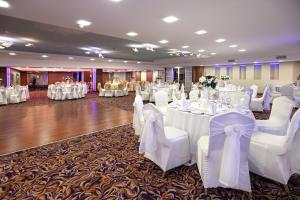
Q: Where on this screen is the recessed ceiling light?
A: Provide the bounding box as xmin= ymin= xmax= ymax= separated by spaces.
xmin=127 ymin=32 xmax=138 ymax=37
xmin=41 ymin=55 xmax=48 ymax=58
xmin=110 ymin=0 xmax=122 ymax=2
xmin=90 ymin=58 xmax=95 ymax=61
xmin=137 ymin=61 xmax=141 ymax=64
xmin=239 ymin=49 xmax=246 ymax=52
xmin=198 ymin=49 xmax=205 ymax=53
xmin=85 ymin=51 xmax=90 ymax=54
xmin=229 ymin=44 xmax=238 ymax=48
xmin=108 ymin=59 xmax=113 ymax=62
xmin=0 ymin=0 xmax=10 ymax=8
xmin=76 ymin=20 xmax=91 ymax=28
xmin=195 ymin=30 xmax=207 ymax=35
xmin=162 ymin=16 xmax=179 ymax=23
xmin=215 ymin=38 xmax=226 ymax=43
xmin=25 ymin=43 xmax=33 ymax=47
xmin=159 ymin=40 xmax=168 ymax=44
xmin=68 ymin=57 xmax=74 ymax=60
xmin=210 ymin=52 xmax=216 ymax=55
xmin=8 ymin=52 xmax=16 ymax=56
xmin=0 ymin=45 xmax=5 ymax=49
xmin=182 ymin=45 xmax=189 ymax=49
xmin=124 ymin=60 xmax=128 ymax=63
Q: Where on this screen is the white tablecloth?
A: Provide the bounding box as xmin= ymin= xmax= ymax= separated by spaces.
xmin=165 ymin=106 xmax=254 ymax=163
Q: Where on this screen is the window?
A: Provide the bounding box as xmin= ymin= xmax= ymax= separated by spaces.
xmin=270 ymin=63 xmax=279 ymax=80
xmin=215 ymin=67 xmax=220 ymax=78
xmin=226 ymin=66 xmax=233 ymax=79
xmin=239 ymin=65 xmax=246 ymax=80
xmin=253 ymin=64 xmax=262 ymax=80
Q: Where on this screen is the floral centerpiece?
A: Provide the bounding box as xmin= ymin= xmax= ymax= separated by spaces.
xmin=221 ymin=75 xmax=230 ymax=80
xmin=198 ymin=75 xmax=218 ymax=100
xmin=198 ymin=75 xmax=218 ymax=89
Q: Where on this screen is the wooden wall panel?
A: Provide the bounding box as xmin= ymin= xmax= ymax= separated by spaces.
xmin=48 ymin=72 xmax=73 ymax=84
xmin=20 ymin=72 xmax=28 ymax=85
xmin=84 ymin=71 xmax=91 ymax=83
xmin=126 ymin=72 xmax=132 ymax=81
xmin=0 ymin=67 xmax=6 ymax=87
xmin=102 ymin=72 xmax=110 ymax=85
xmin=192 ymin=66 xmax=204 ymax=83
xmin=146 ymin=71 xmax=153 ymax=82
xmin=136 ymin=71 xmax=141 ymax=81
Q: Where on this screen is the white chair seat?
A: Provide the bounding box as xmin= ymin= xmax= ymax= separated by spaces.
xmin=251 ymin=132 xmax=287 ymax=155
xmin=256 ymin=119 xmax=288 ymax=135
xmin=164 ymin=126 xmax=188 ymax=140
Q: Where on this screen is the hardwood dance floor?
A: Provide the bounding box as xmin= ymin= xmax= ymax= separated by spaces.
xmin=0 ymin=95 xmax=133 ymax=155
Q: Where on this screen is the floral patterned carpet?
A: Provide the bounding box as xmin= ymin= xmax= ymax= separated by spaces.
xmin=0 ymin=90 xmax=300 ymax=199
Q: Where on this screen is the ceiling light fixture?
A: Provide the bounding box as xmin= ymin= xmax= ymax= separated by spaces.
xmin=159 ymin=40 xmax=168 ymax=44
xmin=239 ymin=49 xmax=246 ymax=52
xmin=41 ymin=55 xmax=48 ymax=58
xmin=182 ymin=45 xmax=189 ymax=49
xmin=25 ymin=43 xmax=33 ymax=47
xmin=76 ymin=20 xmax=91 ymax=28
xmin=68 ymin=57 xmax=74 ymax=60
xmin=195 ymin=30 xmax=207 ymax=35
xmin=124 ymin=60 xmax=128 ymax=63
xmin=137 ymin=61 xmax=141 ymax=64
xmin=210 ymin=52 xmax=216 ymax=55
xmin=8 ymin=52 xmax=16 ymax=56
xmin=198 ymin=49 xmax=205 ymax=53
xmin=90 ymin=58 xmax=95 ymax=61
xmin=127 ymin=32 xmax=138 ymax=37
xmin=229 ymin=44 xmax=238 ymax=48
xmin=0 ymin=45 xmax=4 ymax=49
xmin=85 ymin=51 xmax=90 ymax=54
xmin=110 ymin=0 xmax=122 ymax=2
xmin=162 ymin=16 xmax=179 ymax=23
xmin=108 ymin=60 xmax=113 ymax=62
xmin=0 ymin=0 xmax=10 ymax=8
xmin=132 ymin=47 xmax=139 ymax=52
xmin=215 ymin=38 xmax=226 ymax=43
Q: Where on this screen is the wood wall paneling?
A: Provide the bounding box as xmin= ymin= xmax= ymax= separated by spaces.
xmin=192 ymin=66 xmax=204 ymax=83
xmin=0 ymin=67 xmax=7 ymax=87
xmin=125 ymin=72 xmax=132 ymax=81
xmin=84 ymin=71 xmax=91 ymax=83
xmin=146 ymin=71 xmax=153 ymax=82
xmin=20 ymin=72 xmax=28 ymax=85
xmin=48 ymin=72 xmax=73 ymax=84
xmin=136 ymin=71 xmax=141 ymax=81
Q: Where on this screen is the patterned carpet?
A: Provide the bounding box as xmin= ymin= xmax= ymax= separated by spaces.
xmin=0 ymin=124 xmax=299 ymax=199
xmin=1 ymin=90 xmax=300 ymax=199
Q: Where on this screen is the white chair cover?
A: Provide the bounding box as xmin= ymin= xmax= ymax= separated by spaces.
xmin=250 ymin=86 xmax=270 ymax=111
xmin=250 ymin=85 xmax=258 ymax=99
xmin=256 ymin=96 xmax=293 ymax=135
xmin=154 ymin=90 xmax=168 ymax=115
xmin=189 ymin=90 xmax=199 ymax=101
xmin=249 ymin=108 xmax=300 ymax=184
xmin=139 ymin=103 xmax=190 ymax=172
xmin=133 ymin=94 xmax=144 ymax=136
xmin=197 ymin=112 xmax=255 ymax=192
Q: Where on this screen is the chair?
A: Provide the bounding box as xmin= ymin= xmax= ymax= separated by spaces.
xmin=249 ymin=108 xmax=300 ymax=186
xmin=19 ymin=87 xmax=27 ymax=102
xmin=280 ymin=84 xmax=300 ymax=108
xmin=104 ymin=90 xmax=114 ymax=97
xmin=114 ymin=89 xmax=124 ymax=97
xmin=98 ymin=83 xmax=106 ymax=97
xmin=256 ymin=96 xmax=293 ymax=135
xmin=197 ymin=112 xmax=255 ymax=193
xmin=250 ymin=85 xmax=258 ymax=99
xmin=0 ymin=88 xmax=8 ymax=105
xmin=133 ymin=94 xmax=144 ymax=137
xmin=229 ymin=92 xmax=250 ymax=109
xmin=8 ymin=87 xmax=20 ymax=104
xmin=139 ymin=103 xmax=190 ymax=173
xmin=154 ymin=90 xmax=169 ymax=115
xmin=189 ymin=89 xmax=199 ymax=101
xmin=250 ymin=86 xmax=270 ymax=111
xmin=269 ymin=84 xmax=281 ymax=103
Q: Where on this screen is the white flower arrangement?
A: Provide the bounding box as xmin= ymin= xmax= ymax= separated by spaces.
xmin=198 ymin=75 xmax=217 ymax=89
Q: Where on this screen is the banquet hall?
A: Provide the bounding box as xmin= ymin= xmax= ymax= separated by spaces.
xmin=1 ymin=0 xmax=300 ymax=199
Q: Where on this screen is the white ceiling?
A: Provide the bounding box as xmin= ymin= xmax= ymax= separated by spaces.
xmin=0 ymin=0 xmax=300 ymax=66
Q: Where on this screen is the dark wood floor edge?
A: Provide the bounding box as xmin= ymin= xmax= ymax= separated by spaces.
xmin=0 ymin=122 xmax=133 ymax=157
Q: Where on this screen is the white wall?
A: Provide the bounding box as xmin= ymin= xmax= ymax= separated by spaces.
xmin=204 ymin=61 xmax=300 ymax=93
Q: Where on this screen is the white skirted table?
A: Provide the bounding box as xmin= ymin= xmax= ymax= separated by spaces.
xmin=165 ymin=103 xmax=254 ymax=164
